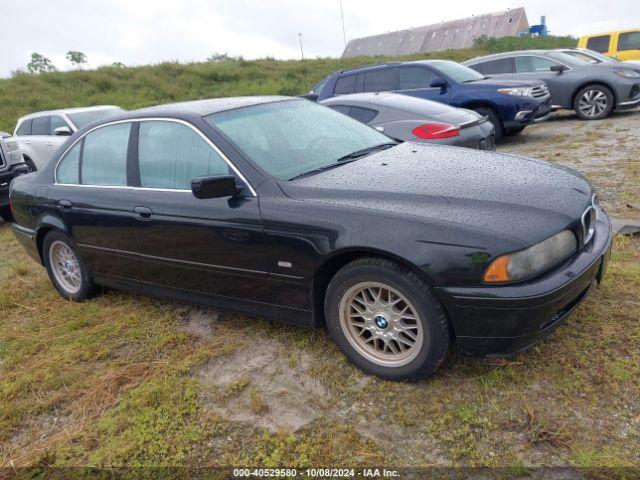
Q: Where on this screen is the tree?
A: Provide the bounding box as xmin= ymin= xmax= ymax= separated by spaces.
xmin=66 ymin=50 xmax=87 ymax=69
xmin=111 ymin=62 xmax=126 ymax=68
xmin=27 ymin=53 xmax=56 ymax=74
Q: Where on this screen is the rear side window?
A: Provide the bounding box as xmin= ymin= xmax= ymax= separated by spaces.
xmin=363 ymin=69 xmax=397 ymax=92
xmin=399 ymin=67 xmax=437 ymax=89
xmin=16 ymin=119 xmax=32 ymax=136
xmin=31 ymin=116 xmax=50 ymax=135
xmin=56 ymin=142 xmax=82 ymax=184
xmin=475 ymin=58 xmax=515 ymax=74
xmin=138 ymin=121 xmax=229 ymax=190
xmin=586 ymin=35 xmax=611 ymax=53
xmin=334 ymin=75 xmax=358 ymax=95
xmin=328 ymin=105 xmax=351 ymax=115
xmin=618 ymin=31 xmax=640 ymax=51
xmin=515 ymin=56 xmax=561 ymax=73
xmin=348 ymin=106 xmax=378 ymax=123
xmin=81 ymin=123 xmax=130 ymax=186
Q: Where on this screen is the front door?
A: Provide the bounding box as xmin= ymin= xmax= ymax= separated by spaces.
xmin=395 ymin=66 xmax=451 ymax=104
xmin=513 ymin=56 xmax=568 ymax=104
xmin=122 ymin=119 xmax=269 ymax=303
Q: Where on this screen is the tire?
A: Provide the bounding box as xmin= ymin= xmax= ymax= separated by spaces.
xmin=23 ymin=156 xmax=37 ymax=172
xmin=43 ymin=231 xmax=95 ymax=301
xmin=0 ymin=206 xmax=13 ymax=222
xmin=505 ymin=126 xmax=525 ymax=136
xmin=324 ymin=257 xmax=451 ymax=381
xmin=573 ymin=84 xmax=614 ymax=120
xmin=472 ymin=107 xmax=504 ymax=142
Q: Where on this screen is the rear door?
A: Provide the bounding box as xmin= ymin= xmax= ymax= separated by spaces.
xmin=396 ymin=66 xmax=451 ymax=104
xmin=470 ymin=57 xmax=515 ymax=79
xmin=122 ymin=119 xmax=269 ymax=303
xmin=51 ymin=121 xmax=140 ymax=277
xmin=29 ymin=116 xmax=54 ymax=169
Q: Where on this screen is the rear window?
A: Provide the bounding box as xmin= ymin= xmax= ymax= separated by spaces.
xmin=618 ymin=31 xmax=640 ymax=51
xmin=67 ymin=108 xmax=124 ymax=129
xmin=586 ymin=35 xmax=611 ymax=53
xmin=363 ymin=69 xmax=397 ymax=92
xmin=334 ymin=75 xmax=358 ymax=95
xmin=475 ymin=57 xmax=515 ymax=75
xmin=16 ymin=119 xmax=32 ymax=136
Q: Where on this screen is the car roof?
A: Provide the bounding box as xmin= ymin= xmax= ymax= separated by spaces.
xmin=464 ymin=50 xmax=552 ymax=64
xmin=336 ymin=59 xmax=454 ymax=75
xmin=19 ymin=105 xmax=122 ymax=121
xmin=580 ymin=28 xmax=639 ymax=37
xmin=132 ymin=96 xmax=292 ymax=117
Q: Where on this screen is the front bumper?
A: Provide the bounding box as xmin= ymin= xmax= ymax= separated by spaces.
xmin=504 ymin=97 xmax=552 ymax=129
xmin=435 ymin=209 xmax=613 ymax=356
xmin=615 ymin=81 xmax=640 ymax=110
xmin=0 ymin=163 xmax=31 ymax=207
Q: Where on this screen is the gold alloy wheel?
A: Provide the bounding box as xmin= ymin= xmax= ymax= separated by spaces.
xmin=338 ymin=281 xmax=424 ymax=367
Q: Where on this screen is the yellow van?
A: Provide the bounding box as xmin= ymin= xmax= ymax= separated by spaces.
xmin=578 ymin=29 xmax=640 ymax=61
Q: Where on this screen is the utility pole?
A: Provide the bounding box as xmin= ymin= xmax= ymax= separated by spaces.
xmin=298 ymin=32 xmax=304 ymax=61
xmin=339 ymin=0 xmax=347 ymax=49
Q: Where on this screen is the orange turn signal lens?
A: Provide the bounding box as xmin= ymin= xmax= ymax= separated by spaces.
xmin=483 ymin=255 xmax=511 ymax=283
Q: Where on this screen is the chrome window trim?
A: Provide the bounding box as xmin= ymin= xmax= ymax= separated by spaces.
xmin=54 ymin=117 xmax=257 ymax=197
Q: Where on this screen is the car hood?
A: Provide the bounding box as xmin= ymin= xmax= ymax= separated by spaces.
xmin=281 ymin=142 xmax=593 ymax=247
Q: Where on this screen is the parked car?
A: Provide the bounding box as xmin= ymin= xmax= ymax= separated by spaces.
xmin=463 ymin=50 xmax=640 ymax=120
xmin=0 ymin=132 xmax=31 ymax=222
xmin=320 ymin=92 xmax=495 ymax=150
xmin=314 ymin=60 xmax=552 ymax=141
xmin=13 ymin=106 xmax=125 ymax=170
xmin=578 ymin=29 xmax=640 ymax=62
xmin=556 ymin=48 xmax=640 ymax=67
xmin=10 ymin=96 xmax=612 ymax=381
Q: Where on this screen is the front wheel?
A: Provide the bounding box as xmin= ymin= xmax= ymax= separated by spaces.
xmin=573 ymin=85 xmax=614 ymax=120
xmin=43 ymin=231 xmax=95 ymax=301
xmin=472 ymin=107 xmax=504 ymax=142
xmin=0 ymin=206 xmax=12 ymax=222
xmin=325 ymin=257 xmax=451 ymax=381
xmin=505 ymin=126 xmax=525 ymax=136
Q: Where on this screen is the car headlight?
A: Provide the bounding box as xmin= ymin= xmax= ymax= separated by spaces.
xmin=3 ymin=140 xmax=25 ymax=165
xmin=483 ymin=230 xmax=578 ymax=283
xmin=614 ymin=69 xmax=640 ymax=78
xmin=497 ymin=86 xmax=534 ymax=97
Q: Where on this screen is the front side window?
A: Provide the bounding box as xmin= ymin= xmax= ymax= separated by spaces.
xmin=399 ymin=67 xmax=437 ymax=89
xmin=363 ymin=69 xmax=397 ymax=92
xmin=56 ymin=142 xmax=81 ymax=184
xmin=206 ymin=100 xmax=390 ymax=181
xmin=515 ymin=56 xmax=561 ymax=73
xmin=618 ymin=31 xmax=640 ymax=51
xmin=429 ymin=60 xmax=485 ymax=83
xmin=586 ymin=35 xmax=611 ymax=53
xmin=31 ymin=116 xmax=50 ymax=136
xmin=81 ymin=123 xmax=130 ymax=186
xmin=16 ymin=119 xmax=32 ymax=136
xmin=138 ymin=121 xmax=229 ymax=190
xmin=50 ymin=115 xmax=70 ymax=134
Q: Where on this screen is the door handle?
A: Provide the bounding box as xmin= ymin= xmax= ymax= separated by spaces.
xmin=57 ymin=200 xmax=73 ymax=211
xmin=46 ymin=142 xmax=54 ymax=147
xmin=24 ymin=140 xmax=31 ymax=145
xmin=134 ymin=206 xmax=153 ymax=220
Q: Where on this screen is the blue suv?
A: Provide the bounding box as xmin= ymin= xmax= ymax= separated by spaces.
xmin=313 ymin=60 xmax=552 ymax=141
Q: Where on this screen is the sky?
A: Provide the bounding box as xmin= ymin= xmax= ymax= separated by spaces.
xmin=0 ymin=0 xmax=638 ymax=77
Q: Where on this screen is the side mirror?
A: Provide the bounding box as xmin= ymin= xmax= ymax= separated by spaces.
xmin=0 ymin=131 xmax=10 ymax=139
xmin=550 ymin=64 xmax=568 ymax=73
xmin=53 ymin=126 xmax=72 ymax=136
xmin=191 ymin=175 xmax=240 ymax=199
xmin=430 ymin=77 xmax=448 ymax=89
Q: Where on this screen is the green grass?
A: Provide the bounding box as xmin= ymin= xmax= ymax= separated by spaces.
xmin=0 ymin=35 xmax=577 ymax=132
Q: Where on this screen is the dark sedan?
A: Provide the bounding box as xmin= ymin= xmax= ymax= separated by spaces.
xmin=9 ymin=97 xmax=612 ymax=380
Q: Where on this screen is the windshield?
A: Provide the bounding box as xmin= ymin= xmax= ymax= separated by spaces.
xmin=429 ymin=60 xmax=485 ymax=83
xmin=205 ymin=100 xmax=391 ymax=181
xmin=311 ymin=77 xmax=328 ymax=94
xmin=572 ymin=49 xmax=617 ymax=63
xmin=67 ymin=108 xmax=125 ymax=128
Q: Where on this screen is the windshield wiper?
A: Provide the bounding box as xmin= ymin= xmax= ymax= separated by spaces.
xmin=289 ymin=142 xmax=398 ymax=181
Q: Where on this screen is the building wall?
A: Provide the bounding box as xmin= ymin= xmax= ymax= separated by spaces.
xmin=342 ymin=8 xmax=529 ymax=58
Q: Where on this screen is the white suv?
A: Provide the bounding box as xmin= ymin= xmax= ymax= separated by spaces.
xmin=13 ymin=106 xmax=124 ymax=170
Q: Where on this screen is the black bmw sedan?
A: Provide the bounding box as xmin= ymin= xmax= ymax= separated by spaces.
xmin=9 ymin=96 xmax=612 ymax=380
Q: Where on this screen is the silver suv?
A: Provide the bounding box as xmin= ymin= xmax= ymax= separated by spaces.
xmin=13 ymin=106 xmax=124 ymax=170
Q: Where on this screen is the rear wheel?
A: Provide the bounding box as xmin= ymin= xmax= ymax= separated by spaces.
xmin=43 ymin=231 xmax=95 ymax=301
xmin=324 ymin=257 xmax=450 ymax=381
xmin=573 ymin=85 xmax=614 ymax=120
xmin=0 ymin=206 xmax=12 ymax=222
xmin=472 ymin=107 xmax=504 ymax=142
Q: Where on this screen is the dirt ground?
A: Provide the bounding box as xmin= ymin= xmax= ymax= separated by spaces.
xmin=0 ymin=108 xmax=639 ymax=477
